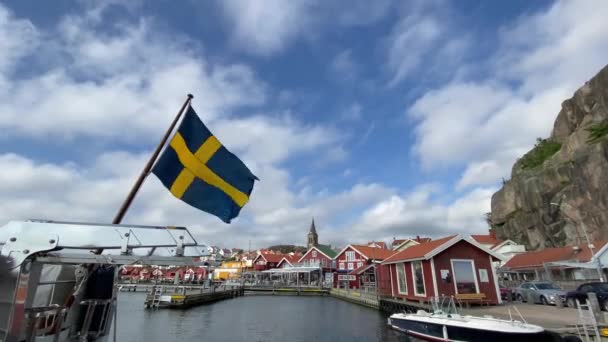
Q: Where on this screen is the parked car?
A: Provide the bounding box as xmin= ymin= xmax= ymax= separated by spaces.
xmin=565 ymin=282 xmax=608 ymax=310
xmin=499 ymin=285 xmax=514 ymax=301
xmin=514 ymin=281 xmax=566 ymax=305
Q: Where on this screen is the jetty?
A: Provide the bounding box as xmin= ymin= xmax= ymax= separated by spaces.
xmin=143 ymin=284 xmax=243 ymax=308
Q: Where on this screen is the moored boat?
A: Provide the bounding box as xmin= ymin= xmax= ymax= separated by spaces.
xmin=387 ymin=296 xmax=558 ymax=342
xmin=388 ymin=310 xmax=546 ymax=342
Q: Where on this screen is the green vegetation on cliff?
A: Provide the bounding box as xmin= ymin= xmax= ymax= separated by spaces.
xmin=587 ymin=121 xmax=608 ymax=143
xmin=519 ymin=138 xmax=562 ymax=170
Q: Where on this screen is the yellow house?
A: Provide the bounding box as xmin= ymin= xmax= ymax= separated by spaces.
xmin=213 ymin=261 xmax=246 ymax=280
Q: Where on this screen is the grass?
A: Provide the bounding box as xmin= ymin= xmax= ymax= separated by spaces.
xmin=586 ymin=121 xmax=608 ymax=143
xmin=519 ymin=138 xmax=562 ymax=170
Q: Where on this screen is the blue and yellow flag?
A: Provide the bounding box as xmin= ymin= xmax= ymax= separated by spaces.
xmin=152 ymin=106 xmax=258 ymax=223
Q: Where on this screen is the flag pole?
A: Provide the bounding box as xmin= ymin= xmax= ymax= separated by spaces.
xmin=112 ymin=94 xmax=194 ymax=225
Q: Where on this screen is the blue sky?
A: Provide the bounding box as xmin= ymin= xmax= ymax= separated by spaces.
xmin=1 ymin=0 xmax=607 ymax=249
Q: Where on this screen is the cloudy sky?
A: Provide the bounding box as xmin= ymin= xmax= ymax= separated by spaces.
xmin=1 ymin=0 xmax=607 ymax=250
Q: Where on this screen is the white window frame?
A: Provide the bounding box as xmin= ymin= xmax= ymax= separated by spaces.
xmin=346 ymin=251 xmax=355 ymax=262
xmin=411 ymin=261 xmax=426 ymax=297
xmin=312 ymin=250 xmax=317 ymax=257
xmin=357 ymin=262 xmax=363 ymax=268
xmin=339 ymin=263 xmax=345 ymax=270
xmin=450 ymin=259 xmax=480 ymax=294
xmin=396 ymin=263 xmax=407 ymax=294
xmin=347 ymin=262 xmax=354 ymax=270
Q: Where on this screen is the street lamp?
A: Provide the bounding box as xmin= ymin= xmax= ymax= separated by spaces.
xmin=550 ymin=202 xmax=604 ymax=282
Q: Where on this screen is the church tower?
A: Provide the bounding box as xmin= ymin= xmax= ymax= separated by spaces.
xmin=307 ymin=218 xmax=318 ymax=249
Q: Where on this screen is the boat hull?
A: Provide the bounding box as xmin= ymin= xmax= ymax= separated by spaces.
xmin=388 ymin=316 xmax=553 ymax=342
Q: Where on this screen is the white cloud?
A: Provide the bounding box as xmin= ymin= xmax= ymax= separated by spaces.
xmin=408 ymin=0 xmax=608 ymax=189
xmin=387 ymin=15 xmax=442 ymax=86
xmin=0 ymin=5 xmax=38 ymax=73
xmin=218 ymin=0 xmax=316 ymax=56
xmin=0 ymin=4 xmax=265 ymax=141
xmin=327 ymin=184 xmax=493 ymax=245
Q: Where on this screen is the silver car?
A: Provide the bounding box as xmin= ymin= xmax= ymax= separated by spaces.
xmin=515 ymin=281 xmax=566 ymax=305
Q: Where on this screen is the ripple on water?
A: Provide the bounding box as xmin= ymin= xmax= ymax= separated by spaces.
xmin=115 ymin=293 xmax=415 ymax=342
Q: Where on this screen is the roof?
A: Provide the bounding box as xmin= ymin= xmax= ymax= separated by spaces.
xmin=278 ymin=254 xmax=300 ymax=266
xmin=316 ymin=244 xmax=337 ymax=258
xmin=368 ymin=241 xmax=388 ymax=249
xmin=255 ymin=251 xmax=285 ymax=263
xmin=471 ymin=234 xmax=501 ymax=246
xmin=349 ymin=263 xmax=375 ymax=275
xmin=384 ymin=236 xmax=456 ymax=263
xmin=391 ymin=237 xmax=432 ymax=249
xmin=502 ymin=241 xmax=608 ymax=270
xmin=342 ymin=245 xmax=395 ymax=260
xmin=391 ymin=239 xmax=407 ymax=246
xmin=382 ymin=235 xmax=504 ymax=264
xmin=298 ymin=245 xmax=337 ymax=263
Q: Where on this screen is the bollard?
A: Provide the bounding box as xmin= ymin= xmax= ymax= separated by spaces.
xmin=587 ymin=293 xmax=605 ymax=324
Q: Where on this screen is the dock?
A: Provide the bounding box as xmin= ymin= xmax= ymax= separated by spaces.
xmin=243 ymin=285 xmax=329 ymax=296
xmin=143 ymin=285 xmax=243 ymax=308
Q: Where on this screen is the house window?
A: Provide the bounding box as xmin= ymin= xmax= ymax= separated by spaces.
xmin=451 ymin=259 xmax=479 ymax=294
xmin=346 ymin=251 xmax=355 ymax=261
xmin=347 ymin=263 xmax=354 ymax=270
xmin=312 ymin=250 xmax=317 ymax=257
xmin=396 ymin=263 xmax=407 ymax=294
xmin=357 ymin=262 xmax=363 ymax=268
xmin=339 ymin=263 xmax=345 ymax=270
xmin=412 ymin=261 xmax=425 ymax=296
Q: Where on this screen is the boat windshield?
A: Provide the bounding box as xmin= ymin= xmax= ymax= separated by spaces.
xmin=535 ymin=283 xmax=560 ymax=290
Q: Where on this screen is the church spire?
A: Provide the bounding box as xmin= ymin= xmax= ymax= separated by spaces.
xmin=310 ymin=217 xmax=317 ymax=234
xmin=307 ymin=217 xmax=318 ymax=249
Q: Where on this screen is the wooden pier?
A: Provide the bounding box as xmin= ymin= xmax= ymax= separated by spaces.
xmin=243 ymin=285 xmax=329 ymax=296
xmin=330 ymin=288 xmax=380 ymax=309
xmin=143 ymin=285 xmax=243 ymax=308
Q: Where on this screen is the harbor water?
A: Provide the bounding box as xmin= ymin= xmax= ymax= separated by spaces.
xmin=115 ymin=292 xmax=410 ymax=341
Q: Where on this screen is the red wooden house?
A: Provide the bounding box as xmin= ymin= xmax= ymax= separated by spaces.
xmin=277 ymin=254 xmax=301 ymax=268
xmin=298 ymin=245 xmax=337 ymax=271
xmin=333 ymin=244 xmax=395 ymax=289
xmin=253 ymin=251 xmax=284 ymax=271
xmin=382 ymin=235 xmax=503 ymax=304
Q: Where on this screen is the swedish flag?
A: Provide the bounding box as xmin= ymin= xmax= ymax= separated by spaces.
xmin=152 ymin=106 xmax=258 ymax=223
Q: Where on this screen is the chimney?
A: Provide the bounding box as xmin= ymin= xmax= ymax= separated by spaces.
xmin=416 ymin=235 xmax=420 ymax=242
xmin=489 ymin=229 xmax=496 ymax=239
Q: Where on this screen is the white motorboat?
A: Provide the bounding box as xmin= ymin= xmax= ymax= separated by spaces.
xmin=387 ymin=297 xmax=555 ymax=342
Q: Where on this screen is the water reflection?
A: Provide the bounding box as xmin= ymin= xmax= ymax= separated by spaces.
xmin=116 ymin=293 xmax=414 ymax=342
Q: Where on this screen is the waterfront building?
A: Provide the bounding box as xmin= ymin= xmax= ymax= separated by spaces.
xmin=252 ymin=250 xmax=284 ymax=271
xmin=214 ymin=261 xmax=246 ymax=280
xmin=500 ymin=240 xmax=608 ymax=283
xmin=391 ymin=236 xmax=432 ymax=251
xmin=277 ymin=254 xmax=301 ymax=268
xmin=382 ymin=235 xmax=504 ymax=305
xmin=333 ymin=244 xmax=395 ymax=289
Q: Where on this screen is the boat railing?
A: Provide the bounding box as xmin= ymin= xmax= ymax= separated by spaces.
xmin=0 ymin=220 xmax=209 ymax=342
xmin=24 ymin=305 xmax=68 ymax=342
xmin=78 ymin=299 xmax=114 ymax=341
xmin=430 ymin=296 xmax=462 ymax=315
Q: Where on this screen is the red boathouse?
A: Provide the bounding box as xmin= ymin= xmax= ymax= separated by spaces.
xmin=382 ymin=235 xmax=503 ymax=304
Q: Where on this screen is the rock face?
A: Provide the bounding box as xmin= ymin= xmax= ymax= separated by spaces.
xmin=491 ymin=64 xmax=608 ymax=251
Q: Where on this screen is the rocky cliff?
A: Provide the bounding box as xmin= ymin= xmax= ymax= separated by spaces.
xmin=491 ymin=64 xmax=608 ymax=251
